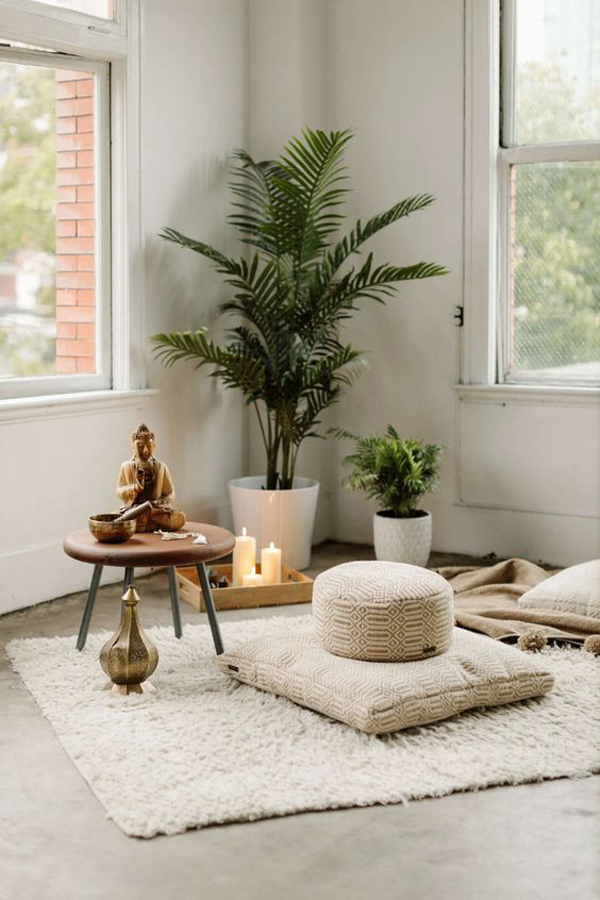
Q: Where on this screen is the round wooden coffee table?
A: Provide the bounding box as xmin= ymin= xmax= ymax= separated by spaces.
xmin=64 ymin=522 xmax=235 ymax=654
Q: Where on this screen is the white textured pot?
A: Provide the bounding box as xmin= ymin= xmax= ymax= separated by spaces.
xmin=229 ymin=476 xmax=319 ymax=571
xmin=373 ymin=510 xmax=432 ymax=567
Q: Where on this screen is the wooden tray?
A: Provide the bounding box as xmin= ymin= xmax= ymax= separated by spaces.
xmin=176 ymin=563 xmax=313 ymax=611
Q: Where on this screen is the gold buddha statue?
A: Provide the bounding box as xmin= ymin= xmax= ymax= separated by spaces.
xmin=117 ymin=423 xmax=186 ymax=533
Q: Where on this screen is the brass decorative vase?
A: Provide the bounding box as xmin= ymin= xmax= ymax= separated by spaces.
xmin=100 ymin=586 xmax=159 ymax=695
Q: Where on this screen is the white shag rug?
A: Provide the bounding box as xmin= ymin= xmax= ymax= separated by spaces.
xmin=7 ymin=616 xmax=600 ymax=839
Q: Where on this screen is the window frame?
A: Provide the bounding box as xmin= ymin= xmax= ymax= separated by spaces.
xmin=0 ymin=0 xmax=126 ymax=43
xmin=0 ymin=46 xmax=111 ymax=398
xmin=462 ymin=0 xmax=600 ymax=390
xmin=0 ymin=0 xmax=143 ymax=401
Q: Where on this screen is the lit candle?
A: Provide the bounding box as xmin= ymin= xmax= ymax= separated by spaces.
xmin=242 ymin=566 xmax=263 ymax=588
xmin=232 ymin=527 xmax=256 ymax=586
xmin=261 ymin=541 xmax=282 ymax=585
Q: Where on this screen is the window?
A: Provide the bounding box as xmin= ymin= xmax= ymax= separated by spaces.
xmin=463 ymin=0 xmax=600 ymax=389
xmin=0 ymin=0 xmax=140 ymax=400
xmin=31 ymin=0 xmax=114 ymax=18
xmin=499 ymin=0 xmax=600 ymax=386
xmin=0 ymin=53 xmax=110 ymax=390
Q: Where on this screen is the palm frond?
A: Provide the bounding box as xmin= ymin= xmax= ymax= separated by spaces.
xmin=316 ymin=193 xmax=436 ymax=285
xmin=150 ymin=329 xmax=266 ymax=398
xmin=277 ymin=128 xmax=353 ymax=272
xmin=228 ymin=150 xmax=290 ymax=257
xmin=160 ymin=227 xmax=234 ymax=270
xmin=299 ymin=259 xmax=448 ymax=338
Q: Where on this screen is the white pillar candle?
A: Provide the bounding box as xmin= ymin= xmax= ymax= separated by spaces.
xmin=261 ymin=541 xmax=282 ymax=585
xmin=242 ymin=566 xmax=263 ymax=588
xmin=232 ymin=527 xmax=256 ymax=586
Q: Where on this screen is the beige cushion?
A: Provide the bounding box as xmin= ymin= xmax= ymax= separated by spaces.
xmin=518 ymin=560 xmax=600 ymax=618
xmin=313 ymin=561 xmax=454 ymax=662
xmin=218 ymin=625 xmax=554 ymax=734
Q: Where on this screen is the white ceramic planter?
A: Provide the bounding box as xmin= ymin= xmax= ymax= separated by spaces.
xmin=229 ymin=476 xmax=320 ymax=571
xmin=373 ymin=510 xmax=432 ymax=567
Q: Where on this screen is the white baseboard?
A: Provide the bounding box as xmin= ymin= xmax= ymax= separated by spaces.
xmin=3 ymin=498 xmax=597 ymax=615
xmin=426 ymin=500 xmax=599 ymax=567
xmin=1 ymin=503 xmax=234 ymax=615
xmin=0 ymin=541 xmax=125 ymax=615
xmin=323 ymin=493 xmax=599 ymax=568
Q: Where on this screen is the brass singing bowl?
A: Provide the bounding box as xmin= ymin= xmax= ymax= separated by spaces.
xmin=88 ymin=513 xmax=136 ymax=544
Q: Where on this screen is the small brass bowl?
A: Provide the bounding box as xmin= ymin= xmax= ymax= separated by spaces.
xmin=88 ymin=513 xmax=136 ymax=544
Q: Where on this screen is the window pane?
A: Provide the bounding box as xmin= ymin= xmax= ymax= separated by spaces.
xmin=515 ymin=0 xmax=600 ymax=144
xmin=509 ymin=161 xmax=600 ymax=383
xmin=0 ymin=62 xmax=98 ymax=379
xmin=31 ymin=0 xmax=113 ymax=19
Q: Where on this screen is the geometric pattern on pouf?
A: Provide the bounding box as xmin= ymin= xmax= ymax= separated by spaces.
xmin=218 ymin=626 xmax=555 ymax=734
xmin=313 ymin=561 xmax=454 ymax=662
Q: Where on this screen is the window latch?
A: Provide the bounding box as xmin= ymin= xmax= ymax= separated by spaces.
xmin=454 ymin=305 xmax=464 ymax=327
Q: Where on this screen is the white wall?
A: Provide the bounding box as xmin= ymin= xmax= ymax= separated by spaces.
xmin=3 ymin=0 xmax=598 ymax=616
xmin=248 ymin=0 xmax=327 ymax=157
xmin=324 ymin=0 xmax=464 ymax=548
xmin=326 ymin=0 xmax=600 ymax=565
xmin=248 ymin=0 xmax=600 ymax=565
xmin=247 ymin=0 xmax=465 ymax=548
xmin=0 ymin=398 xmax=152 ymax=613
xmin=247 ymin=0 xmax=334 ymax=543
xmin=140 ymin=0 xmax=249 ymax=529
xmin=0 ymin=0 xmax=249 ymax=614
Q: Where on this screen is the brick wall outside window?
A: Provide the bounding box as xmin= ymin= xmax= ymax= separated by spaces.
xmin=55 ymin=70 xmax=96 ymax=375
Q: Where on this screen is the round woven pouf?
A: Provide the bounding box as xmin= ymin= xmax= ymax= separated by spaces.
xmin=313 ymin=560 xmax=454 ymax=662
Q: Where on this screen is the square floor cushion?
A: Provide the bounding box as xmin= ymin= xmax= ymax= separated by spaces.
xmin=218 ymin=625 xmax=554 ymax=734
xmin=518 ymin=560 xmax=600 ymax=619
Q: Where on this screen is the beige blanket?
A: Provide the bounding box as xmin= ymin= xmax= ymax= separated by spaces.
xmin=436 ymin=558 xmax=600 ymax=646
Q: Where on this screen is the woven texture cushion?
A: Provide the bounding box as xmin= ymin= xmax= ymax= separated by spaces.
xmin=518 ymin=560 xmax=600 ymax=618
xmin=313 ymin=561 xmax=454 ymax=662
xmin=218 ymin=625 xmax=555 ymax=734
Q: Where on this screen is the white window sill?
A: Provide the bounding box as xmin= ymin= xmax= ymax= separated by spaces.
xmin=0 ymin=389 xmax=157 ymax=425
xmin=455 ymin=383 xmax=600 ymax=406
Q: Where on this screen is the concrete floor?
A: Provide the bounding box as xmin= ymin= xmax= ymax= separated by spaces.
xmin=1 ymin=542 xmax=598 ymax=900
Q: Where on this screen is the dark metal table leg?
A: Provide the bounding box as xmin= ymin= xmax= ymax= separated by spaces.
xmin=76 ymin=564 xmax=103 ymax=651
xmin=123 ymin=567 xmax=134 ymax=592
xmin=197 ymin=563 xmax=224 ymax=655
xmin=167 ymin=566 xmax=183 ymax=638
xmin=121 ymin=567 xmax=134 ymax=614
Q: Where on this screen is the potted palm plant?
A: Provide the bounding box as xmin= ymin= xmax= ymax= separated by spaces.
xmin=336 ymin=425 xmax=442 ymax=567
xmin=151 ymin=128 xmax=446 ymax=569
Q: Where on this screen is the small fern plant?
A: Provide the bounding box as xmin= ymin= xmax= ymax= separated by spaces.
xmin=151 ymin=128 xmax=446 ymax=490
xmin=335 ymin=425 xmax=442 ymax=518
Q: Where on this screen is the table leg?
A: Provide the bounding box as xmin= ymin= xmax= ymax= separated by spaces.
xmin=167 ymin=566 xmax=183 ymax=639
xmin=196 ymin=563 xmax=224 ymax=655
xmin=121 ymin=567 xmax=135 ymax=615
xmin=76 ymin=564 xmax=103 ymax=651
xmin=123 ymin=567 xmax=134 ymax=592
